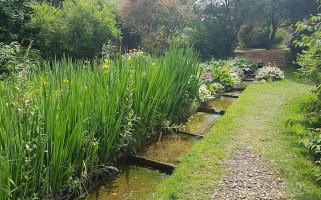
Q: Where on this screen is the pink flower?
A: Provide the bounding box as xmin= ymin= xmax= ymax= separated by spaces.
xmin=206 ymin=72 xmax=212 ymax=80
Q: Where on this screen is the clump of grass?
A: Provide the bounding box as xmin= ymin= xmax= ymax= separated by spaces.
xmin=0 ymin=45 xmax=199 ymax=199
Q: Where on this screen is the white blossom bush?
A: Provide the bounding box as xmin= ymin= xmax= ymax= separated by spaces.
xmin=199 ymin=84 xmax=212 ymax=102
xmin=256 ymin=66 xmax=285 ymax=82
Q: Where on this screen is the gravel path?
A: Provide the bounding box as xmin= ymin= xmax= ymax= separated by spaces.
xmin=212 ymin=150 xmax=286 ymax=200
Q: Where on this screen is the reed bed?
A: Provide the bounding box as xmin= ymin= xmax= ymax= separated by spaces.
xmin=0 ymin=46 xmax=199 ymax=199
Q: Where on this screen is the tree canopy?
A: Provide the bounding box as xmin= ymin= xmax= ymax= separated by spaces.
xmin=0 ymin=0 xmax=319 ymax=58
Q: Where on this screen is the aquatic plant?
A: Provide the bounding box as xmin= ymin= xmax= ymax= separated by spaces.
xmin=0 ymin=45 xmax=199 ymax=199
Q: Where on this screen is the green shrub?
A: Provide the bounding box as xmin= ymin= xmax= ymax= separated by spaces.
xmin=238 ymin=24 xmax=286 ymax=49
xmin=191 ymin=23 xmax=235 ymax=58
xmin=228 ymin=57 xmax=257 ymax=75
xmin=0 ymin=42 xmax=42 ymax=80
xmin=291 ymin=14 xmax=321 ymax=168
xmin=29 ymin=0 xmax=121 ymax=59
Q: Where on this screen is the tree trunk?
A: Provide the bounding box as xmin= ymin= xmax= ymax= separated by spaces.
xmin=266 ymin=21 xmax=277 ymax=50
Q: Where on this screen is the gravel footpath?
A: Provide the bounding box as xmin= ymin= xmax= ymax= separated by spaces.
xmin=212 ymin=150 xmax=286 ymax=200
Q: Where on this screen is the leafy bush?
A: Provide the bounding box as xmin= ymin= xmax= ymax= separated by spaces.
xmin=291 ymin=14 xmax=321 ymax=168
xmin=199 ymin=61 xmax=237 ymax=93
xmin=228 ymin=57 xmax=257 ymax=75
xmin=239 ymin=24 xmax=287 ymax=49
xmin=190 ymin=23 xmax=236 ymax=58
xmin=29 ymin=0 xmax=121 ymax=59
xmin=0 ymin=42 xmax=42 ymax=79
xmin=256 ymin=66 xmax=285 ymax=82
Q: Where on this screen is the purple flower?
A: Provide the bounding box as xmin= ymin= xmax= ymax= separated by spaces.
xmin=206 ymin=72 xmax=212 ymax=80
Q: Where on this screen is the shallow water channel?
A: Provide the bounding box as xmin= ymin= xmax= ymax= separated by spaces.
xmin=86 ymin=165 xmax=168 ymax=200
xmin=224 ymin=90 xmax=243 ymax=97
xmin=181 ymin=112 xmax=221 ymax=136
xmin=141 ymin=133 xmax=200 ymax=165
xmin=86 ymin=88 xmax=245 ymax=199
xmin=237 ymin=81 xmax=252 ymax=90
xmin=202 ymin=96 xmax=237 ymax=112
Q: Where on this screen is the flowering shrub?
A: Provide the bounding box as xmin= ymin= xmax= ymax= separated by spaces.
xmin=256 ymin=66 xmax=284 ymax=82
xmin=198 ymin=84 xmax=212 ymax=102
xmin=197 ymin=57 xmax=258 ymax=101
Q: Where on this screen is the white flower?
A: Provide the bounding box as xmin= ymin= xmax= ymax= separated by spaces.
xmin=199 ymin=84 xmax=212 ymax=102
xmin=256 ymin=66 xmax=284 ymax=81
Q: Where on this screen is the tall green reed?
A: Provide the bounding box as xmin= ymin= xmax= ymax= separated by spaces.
xmin=0 ymin=45 xmax=199 ymax=199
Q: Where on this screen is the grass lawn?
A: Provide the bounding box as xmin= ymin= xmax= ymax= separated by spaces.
xmin=151 ymin=64 xmax=321 ymax=200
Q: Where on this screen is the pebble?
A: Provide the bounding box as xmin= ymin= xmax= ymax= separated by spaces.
xmin=212 ymin=150 xmax=286 ymax=199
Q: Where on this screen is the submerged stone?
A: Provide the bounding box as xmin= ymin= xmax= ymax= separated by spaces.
xmin=202 ymin=96 xmax=237 ymax=112
xmin=140 ymin=133 xmax=198 ymax=165
xmin=181 ymin=112 xmax=221 ymax=136
xmin=236 ymin=81 xmax=252 ymax=89
xmin=86 ymin=165 xmax=167 ymax=200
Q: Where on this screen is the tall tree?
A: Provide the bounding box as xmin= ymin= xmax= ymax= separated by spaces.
xmin=194 ymin=0 xmax=258 ymax=56
xmin=121 ymin=0 xmax=194 ymax=51
xmin=258 ymin=0 xmax=318 ymax=49
xmin=0 ymin=0 xmax=33 ymax=44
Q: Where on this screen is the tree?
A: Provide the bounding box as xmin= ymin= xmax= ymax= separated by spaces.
xmin=193 ymin=0 xmax=258 ymax=57
xmin=257 ymin=0 xmax=318 ymax=49
xmin=120 ymin=0 xmax=194 ymax=51
xmin=0 ymin=0 xmax=33 ymax=44
xmin=29 ymin=0 xmax=121 ymax=59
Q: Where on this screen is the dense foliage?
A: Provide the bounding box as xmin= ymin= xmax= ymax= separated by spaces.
xmin=292 ymin=14 xmax=321 ymax=169
xmin=0 ymin=42 xmax=42 ymax=80
xmin=0 ymin=0 xmax=33 ymax=43
xmin=1 ymin=0 xmax=318 ymax=58
xmin=29 ymin=0 xmax=121 ymax=59
xmin=239 ymin=25 xmax=287 ymax=49
xmin=120 ymin=0 xmax=194 ymax=52
xmin=0 ymin=46 xmax=199 ymax=199
xmin=192 ymin=0 xmax=257 ymax=57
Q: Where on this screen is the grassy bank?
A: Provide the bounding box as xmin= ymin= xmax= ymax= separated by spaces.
xmin=152 ymin=65 xmax=321 ymax=199
xmin=0 ymin=46 xmax=199 ymax=199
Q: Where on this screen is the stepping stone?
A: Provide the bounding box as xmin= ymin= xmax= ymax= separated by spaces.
xmin=242 ymin=77 xmax=255 ymax=82
xmin=223 ymin=90 xmax=243 ymax=98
